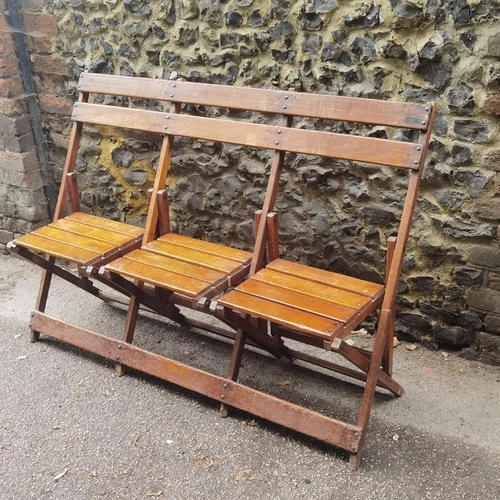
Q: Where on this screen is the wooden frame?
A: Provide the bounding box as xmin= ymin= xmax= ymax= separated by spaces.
xmin=9 ymin=73 xmax=435 ymax=469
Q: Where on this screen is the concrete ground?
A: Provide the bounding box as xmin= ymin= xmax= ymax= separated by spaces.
xmin=1 ymin=251 xmax=499 ymax=500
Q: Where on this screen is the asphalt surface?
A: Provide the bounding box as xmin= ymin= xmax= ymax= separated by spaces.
xmin=1 ymin=251 xmax=499 ymax=499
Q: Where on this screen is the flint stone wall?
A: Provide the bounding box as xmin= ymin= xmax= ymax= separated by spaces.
xmin=3 ymin=0 xmax=500 ymax=363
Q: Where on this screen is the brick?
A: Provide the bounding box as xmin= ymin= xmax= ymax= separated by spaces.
xmin=0 ymin=55 xmax=20 ymax=75
xmin=0 ymin=13 xmax=10 ymax=32
xmin=33 ymin=72 xmax=66 ymax=95
xmin=0 ymin=77 xmax=24 ymax=97
xmin=22 ymin=13 xmax=58 ymax=35
xmin=38 ymin=94 xmax=74 ymax=116
xmin=20 ymin=0 xmax=45 ymax=10
xmin=7 ymin=184 xmax=47 ymax=206
xmin=31 ymin=54 xmax=67 ymax=76
xmin=17 ymin=200 xmax=49 ymax=222
xmin=0 ymin=150 xmax=39 ymax=172
xmin=4 ymin=132 xmax=36 ymax=154
xmin=467 ymin=287 xmax=500 ymax=314
xmin=26 ymin=34 xmax=52 ymax=55
xmin=0 ymin=115 xmax=32 ymax=135
xmin=0 ymin=36 xmax=16 ymax=58
xmin=469 ymin=244 xmax=500 ymax=268
xmin=0 ymin=96 xmax=28 ymax=116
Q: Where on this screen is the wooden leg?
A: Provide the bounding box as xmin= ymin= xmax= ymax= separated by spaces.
xmin=220 ymin=328 xmax=247 ymax=417
xmin=382 ymin=237 xmax=397 ymax=376
xmin=30 ymin=263 xmax=55 ymax=342
xmin=349 ymin=311 xmax=392 ymax=470
xmin=116 ymin=286 xmax=141 ymax=376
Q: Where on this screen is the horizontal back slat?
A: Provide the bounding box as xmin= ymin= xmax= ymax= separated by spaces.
xmin=78 ymin=73 xmax=431 ymax=130
xmin=73 ymin=103 xmax=423 ymax=169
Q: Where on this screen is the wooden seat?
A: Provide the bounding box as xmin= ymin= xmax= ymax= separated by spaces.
xmin=13 ymin=212 xmax=143 ymax=266
xmin=219 ymin=258 xmax=384 ymax=342
xmin=106 ymin=233 xmax=251 ymax=299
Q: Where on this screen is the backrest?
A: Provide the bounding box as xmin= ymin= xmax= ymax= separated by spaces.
xmin=68 ymin=73 xmax=435 ymax=281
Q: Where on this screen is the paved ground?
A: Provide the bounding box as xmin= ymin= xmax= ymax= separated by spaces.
xmin=1 ymin=251 xmax=500 ymax=499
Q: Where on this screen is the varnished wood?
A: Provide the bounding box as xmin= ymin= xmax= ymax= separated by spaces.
xmin=12 ymin=74 xmax=437 ymax=470
xmin=383 ymin=236 xmax=397 ymax=376
xmin=30 ymin=311 xmax=362 ymax=453
xmin=267 ymin=259 xmax=384 ymax=297
xmin=73 ymin=103 xmax=424 ymax=170
xmin=266 ymin=212 xmax=280 ymax=262
xmin=219 ymin=289 xmax=344 ymax=340
xmin=14 ymin=232 xmax=101 ymax=264
xmin=48 ymin=218 xmax=135 ymax=246
xmin=66 ymin=212 xmax=143 ymax=237
xmin=78 ymin=73 xmax=431 ymax=130
xmin=157 ymin=189 xmax=170 ymax=236
xmin=66 ymin=172 xmax=80 ymax=213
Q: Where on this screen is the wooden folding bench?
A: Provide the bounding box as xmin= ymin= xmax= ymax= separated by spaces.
xmin=9 ymin=73 xmax=435 ymax=469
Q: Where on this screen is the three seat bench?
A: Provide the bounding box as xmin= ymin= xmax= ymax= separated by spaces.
xmin=8 ymin=72 xmax=435 ymax=469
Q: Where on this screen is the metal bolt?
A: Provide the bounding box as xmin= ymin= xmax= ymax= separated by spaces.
xmin=223 ymin=384 xmax=228 ymax=389
xmin=284 ymin=95 xmax=289 ymax=100
xmin=116 ymin=355 xmax=120 ymax=360
xmin=118 ymin=345 xmax=122 ymax=349
xmin=421 ymin=120 xmax=427 ymax=125
xmin=283 ymin=105 xmax=287 ymax=109
xmin=173 ymin=83 xmax=176 ymax=87
xmin=277 ymin=129 xmax=282 ymax=134
xmin=417 ymin=147 xmax=422 ymax=152
xmin=425 ymin=106 xmax=430 ymax=111
xmin=170 ymin=93 xmax=174 ymax=98
xmin=351 ymin=445 xmax=357 ymax=452
xmin=164 ymin=126 xmax=168 ymax=130
xmin=275 ymin=141 xmax=279 ymax=145
xmin=221 ymin=395 xmax=225 ymax=400
xmin=414 ymin=160 xmax=419 ymax=165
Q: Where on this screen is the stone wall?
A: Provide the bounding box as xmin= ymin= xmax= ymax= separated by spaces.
xmin=3 ymin=0 xmax=500 ymax=363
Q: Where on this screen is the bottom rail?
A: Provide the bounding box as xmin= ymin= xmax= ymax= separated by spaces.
xmin=30 ymin=311 xmax=362 ymax=455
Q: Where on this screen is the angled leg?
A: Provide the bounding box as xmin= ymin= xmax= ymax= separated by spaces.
xmin=116 ymin=282 xmax=142 ymax=376
xmin=220 ymin=328 xmax=247 ymax=417
xmin=382 ymin=236 xmax=397 ymax=376
xmin=348 ymin=309 xmax=392 ymax=470
xmin=30 ymin=264 xmax=54 ymax=342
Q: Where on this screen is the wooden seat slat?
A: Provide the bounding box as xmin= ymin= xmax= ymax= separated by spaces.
xmin=234 ymin=278 xmax=358 ymax=323
xmin=66 ymin=212 xmax=143 ymax=238
xmin=49 ymin=218 xmax=134 ymax=246
xmin=252 ymin=268 xmax=374 ymax=310
xmin=146 ymin=239 xmax=250 ymax=274
xmin=78 ymin=73 xmax=430 ymax=130
xmin=13 ymin=233 xmax=100 ymax=264
xmin=267 ymin=259 xmax=384 ymax=297
xmin=73 ymin=103 xmax=423 ymax=170
xmin=105 ymin=257 xmax=213 ymax=298
xmin=161 ymin=233 xmax=251 ymax=263
xmin=218 ymin=290 xmax=343 ymax=340
xmin=122 ymin=248 xmax=226 ymax=284
xmin=33 ymin=226 xmax=118 ymax=255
